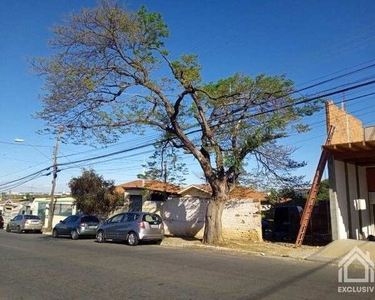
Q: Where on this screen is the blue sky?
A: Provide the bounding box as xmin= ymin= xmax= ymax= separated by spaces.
xmin=1 ymin=0 xmax=375 ymax=193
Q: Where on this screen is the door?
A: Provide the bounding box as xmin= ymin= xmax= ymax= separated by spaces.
xmin=116 ymin=213 xmax=137 ymax=240
xmin=9 ymin=215 xmax=21 ymax=230
xmin=105 ymin=214 xmax=125 ymax=239
xmin=59 ymin=215 xmax=79 ymax=235
xmin=129 ymin=195 xmax=142 ymax=212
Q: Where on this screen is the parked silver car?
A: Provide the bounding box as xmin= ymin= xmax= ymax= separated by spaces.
xmin=96 ymin=212 xmax=164 ymax=246
xmin=6 ymin=214 xmax=43 ymax=233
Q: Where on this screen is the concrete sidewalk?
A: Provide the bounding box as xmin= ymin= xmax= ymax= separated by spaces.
xmin=161 ymin=236 xmax=321 ymax=260
xmin=306 ymin=239 xmax=375 ymax=266
xmin=161 ymin=236 xmax=375 ymax=266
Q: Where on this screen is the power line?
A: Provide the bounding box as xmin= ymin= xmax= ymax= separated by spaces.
xmin=50 ymin=80 xmax=375 ymax=170
xmin=3 ymin=72 xmax=375 ymax=190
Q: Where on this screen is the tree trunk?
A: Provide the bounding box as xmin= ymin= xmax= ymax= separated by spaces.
xmin=202 ymin=182 xmax=228 ymax=245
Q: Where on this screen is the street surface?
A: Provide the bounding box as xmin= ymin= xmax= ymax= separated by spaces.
xmin=0 ymin=230 xmax=372 ymax=300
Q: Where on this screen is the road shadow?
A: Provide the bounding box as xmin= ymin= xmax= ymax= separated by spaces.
xmin=240 ymin=258 xmax=336 ymax=300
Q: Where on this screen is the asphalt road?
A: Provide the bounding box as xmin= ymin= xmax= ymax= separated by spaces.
xmin=0 ymin=230 xmax=373 ymax=300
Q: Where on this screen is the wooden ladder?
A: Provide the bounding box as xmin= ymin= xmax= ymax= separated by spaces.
xmin=295 ymin=126 xmax=335 ymax=247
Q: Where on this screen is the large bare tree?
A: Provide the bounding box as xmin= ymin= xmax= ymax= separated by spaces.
xmin=33 ymin=1 xmax=319 ymax=245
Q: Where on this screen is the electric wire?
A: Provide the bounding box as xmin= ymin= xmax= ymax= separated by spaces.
xmin=3 ymin=66 xmax=375 ymax=190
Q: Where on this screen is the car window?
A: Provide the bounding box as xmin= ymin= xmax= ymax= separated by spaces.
xmin=24 ymin=215 xmax=40 ymax=220
xmin=122 ymin=214 xmax=129 ymax=222
xmin=81 ymin=216 xmax=99 ymax=223
xmin=15 ymin=215 xmax=22 ymax=221
xmin=122 ymin=213 xmax=135 ymax=222
xmin=109 ymin=214 xmax=124 ymax=223
xmin=64 ymin=215 xmax=80 ymax=223
xmin=143 ymin=214 xmax=161 ymax=223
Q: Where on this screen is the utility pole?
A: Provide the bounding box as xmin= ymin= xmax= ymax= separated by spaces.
xmin=47 ymin=126 xmax=63 ymax=232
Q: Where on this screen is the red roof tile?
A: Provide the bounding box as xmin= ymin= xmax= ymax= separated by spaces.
xmin=117 ymin=180 xmax=181 ymax=194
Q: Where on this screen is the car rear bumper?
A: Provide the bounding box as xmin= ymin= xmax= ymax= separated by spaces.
xmin=139 ymin=232 xmax=164 ymax=241
xmin=78 ymin=227 xmax=97 ymax=236
xmin=23 ymin=224 xmax=43 ymax=231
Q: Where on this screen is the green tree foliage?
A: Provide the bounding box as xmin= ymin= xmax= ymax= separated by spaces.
xmin=267 ymin=179 xmax=330 ymax=205
xmin=316 ymin=179 xmax=329 ymax=202
xmin=69 ymin=169 xmax=124 ymax=216
xmin=267 ymin=187 xmax=306 ymax=205
xmin=32 ymin=1 xmax=321 ymax=244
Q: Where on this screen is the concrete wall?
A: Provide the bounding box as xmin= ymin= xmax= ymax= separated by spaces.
xmin=142 ymin=197 xmax=262 ymax=241
xmin=222 ymin=199 xmax=262 ymax=241
xmin=329 ymin=159 xmax=374 ymax=240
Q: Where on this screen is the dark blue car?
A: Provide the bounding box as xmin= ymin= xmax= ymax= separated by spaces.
xmin=53 ymin=214 xmax=99 ymax=240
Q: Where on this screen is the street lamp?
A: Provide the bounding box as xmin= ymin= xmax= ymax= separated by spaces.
xmin=14 ymin=138 xmax=51 ymax=161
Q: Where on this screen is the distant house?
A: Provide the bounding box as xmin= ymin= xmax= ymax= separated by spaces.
xmin=0 ymin=199 xmax=23 ymax=226
xmin=0 ymin=196 xmax=77 ymax=229
xmin=31 ymin=196 xmax=77 ymax=228
xmin=116 ymin=180 xmax=266 ymax=241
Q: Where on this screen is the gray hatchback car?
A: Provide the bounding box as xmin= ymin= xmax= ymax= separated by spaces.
xmin=96 ymin=212 xmax=164 ymax=246
xmin=53 ymin=214 xmax=100 ymax=240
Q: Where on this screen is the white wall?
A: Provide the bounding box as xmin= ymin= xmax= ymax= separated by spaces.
xmin=143 ymin=197 xmax=262 ymax=241
xmin=33 ymin=198 xmax=77 ymax=229
xmin=330 ymin=160 xmax=374 ymax=240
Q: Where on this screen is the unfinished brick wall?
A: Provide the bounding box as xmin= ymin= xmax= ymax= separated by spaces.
xmin=326 ymin=101 xmax=364 ymax=144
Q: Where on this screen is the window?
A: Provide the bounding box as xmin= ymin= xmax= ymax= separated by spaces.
xmin=24 ymin=215 xmax=40 ymax=220
xmin=64 ymin=215 xmax=80 ymax=223
xmin=109 ymin=214 xmax=124 ymax=223
xmin=55 ymin=204 xmax=72 ymax=216
xmin=129 ymin=213 xmax=140 ymax=221
xmin=81 ymin=216 xmax=99 ymax=223
xmin=150 ymin=192 xmax=164 ymax=201
xmin=143 ymin=214 xmax=161 ymax=223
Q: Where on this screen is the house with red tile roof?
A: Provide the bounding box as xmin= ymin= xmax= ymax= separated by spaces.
xmin=116 ymin=180 xmax=265 ymax=241
xmin=116 ymin=179 xmax=180 ymax=211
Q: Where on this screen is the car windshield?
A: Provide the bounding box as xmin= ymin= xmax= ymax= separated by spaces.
xmin=143 ymin=214 xmax=161 ymax=223
xmin=24 ymin=215 xmax=40 ymax=220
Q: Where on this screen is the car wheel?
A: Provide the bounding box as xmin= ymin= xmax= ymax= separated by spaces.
xmin=127 ymin=232 xmax=139 ymax=246
xmin=17 ymin=226 xmax=22 ymax=234
xmin=96 ymin=231 xmax=106 ymax=243
xmin=71 ymin=229 xmax=79 ymax=240
xmin=6 ymin=224 xmax=11 ymax=232
xmin=52 ymin=229 xmax=59 ymax=238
